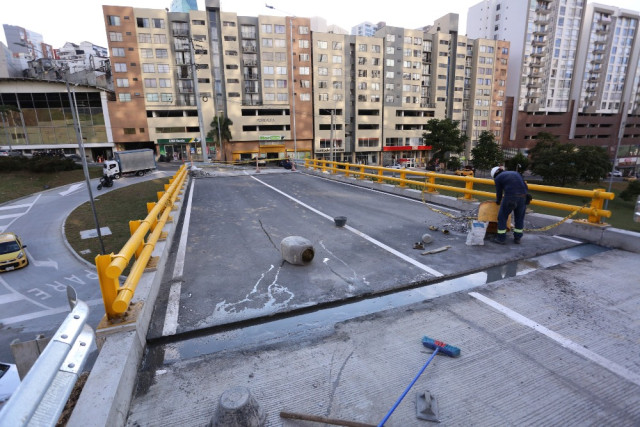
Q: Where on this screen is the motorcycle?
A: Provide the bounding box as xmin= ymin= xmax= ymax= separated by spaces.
xmin=97 ymin=174 xmax=114 ymax=190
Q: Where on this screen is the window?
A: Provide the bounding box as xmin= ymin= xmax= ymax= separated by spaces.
xmin=264 ymin=79 xmax=275 ymax=88
xmin=112 ymin=47 xmax=125 ymax=57
xmin=319 ymin=54 xmax=328 ymax=62
xmin=387 ymin=34 xmax=395 ymax=42
xmin=118 ymin=93 xmax=131 ymax=102
xmin=333 ymin=81 xmax=342 ymax=89
xmin=319 ymin=93 xmax=329 ymax=101
xmin=108 ymin=15 xmax=120 ymax=26
xmin=262 ymin=52 xmax=273 ymax=61
xmin=275 ymin=38 xmax=286 ymax=47
xmin=358 ymin=70 xmax=367 ymax=77
xmin=161 ymin=93 xmax=173 ymax=102
xmin=144 ymin=78 xmax=157 ymax=88
xmin=116 ymin=78 xmax=130 ymax=87
xmin=386 ymin=47 xmax=394 ymax=54
xmin=277 ymin=93 xmax=288 ymax=101
xmin=192 ymin=19 xmax=205 ymax=25
xmin=317 ymin=40 xmax=328 ymax=49
xmin=372 ymin=45 xmax=380 ymax=53
xmin=318 ymin=67 xmax=328 ymax=76
xmin=332 ymin=68 xmax=342 ymax=76
xmin=138 ymin=33 xmax=152 ymax=43
xmin=262 ymin=38 xmax=273 ymax=47
xmin=146 ymin=93 xmax=159 ymax=102
xmin=333 ymin=55 xmax=342 ymax=63
xmin=299 ymin=66 xmax=310 ymax=75
xmin=300 ymin=93 xmax=310 ymax=101
xmin=157 ymin=64 xmax=170 ymax=73
xmin=274 ymin=52 xmax=286 ymax=61
xmin=298 ymin=26 xmax=309 ymax=34
xmin=153 ymin=18 xmax=165 ymax=29
xmin=261 ymin=24 xmax=272 ymax=33
xmin=359 ymin=44 xmax=367 ymax=52
xmin=299 ymin=39 xmax=309 ymax=49
xmin=386 ymin=59 xmax=395 ymax=66
xmin=300 ymin=80 xmax=310 ymax=88
xmin=114 ymin=63 xmax=127 ymax=72
xmin=124 ymin=128 xmax=136 ymax=135
xmin=276 ymin=67 xmax=287 ymax=75
xmin=109 ymin=31 xmax=122 ymax=41
xmin=264 ymin=93 xmax=275 ymax=101
xmin=140 ymin=48 xmax=153 ymax=58
xmin=263 ymin=66 xmax=274 ymax=75
xmin=142 ymin=63 xmax=155 ymax=73
xmin=333 ymin=41 xmax=342 ymax=50
xmin=223 ymin=21 xmax=236 ymax=27
xmin=275 ymin=25 xmax=285 ymax=34
xmin=137 ymin=17 xmax=150 ymax=28
xmin=319 ymin=81 xmax=328 ymax=89
xmin=155 ymin=49 xmax=168 ymax=58
xmin=154 ymin=34 xmax=167 ymax=44
xmin=358 ymin=82 xmax=367 ymax=90
xmin=299 ymin=53 xmax=309 ymax=61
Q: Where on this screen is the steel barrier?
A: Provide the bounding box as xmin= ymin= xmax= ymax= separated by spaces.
xmin=0 ymin=287 xmax=94 ymax=426
xmin=95 ymin=165 xmax=188 ymax=319
xmin=304 ymin=159 xmax=614 ymax=224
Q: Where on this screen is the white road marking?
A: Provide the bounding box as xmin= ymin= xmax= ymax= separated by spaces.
xmin=59 ymin=183 xmax=84 ymax=196
xmin=0 ymin=276 xmax=52 ymax=310
xmin=161 ymin=179 xmax=195 ymax=336
xmin=25 ymin=249 xmax=59 ymax=270
xmin=469 ymin=291 xmax=640 ymax=387
xmin=0 ymin=298 xmax=104 ymax=325
xmin=553 ymin=235 xmax=583 ymax=244
xmin=0 ymin=194 xmax=41 ymax=233
xmin=0 ymin=213 xmax=22 ymax=220
xmin=251 ymin=176 xmax=444 ymax=277
xmin=0 ymin=293 xmax=23 ymax=305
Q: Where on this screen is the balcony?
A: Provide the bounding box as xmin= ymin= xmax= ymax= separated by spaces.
xmin=244 ymin=87 xmax=258 ymax=94
xmin=178 ymin=86 xmax=194 ymax=94
xmin=595 ymin=26 xmax=609 ymax=35
xmin=530 ymin=50 xmax=546 ymax=57
xmin=172 ymin=29 xmax=190 ymax=37
xmin=524 ymin=102 xmax=541 ymax=112
xmin=533 ymin=28 xmax=549 ymax=36
xmin=242 ymin=45 xmax=257 ymax=53
xmin=590 ymin=57 xmax=603 ymax=64
xmin=243 ymin=59 xmax=258 ymax=66
xmin=534 ymin=17 xmax=549 ymax=25
xmin=532 ymin=39 xmax=546 ymax=47
xmin=243 ymin=73 xmax=259 ymax=80
xmin=527 ymin=81 xmax=542 ymax=89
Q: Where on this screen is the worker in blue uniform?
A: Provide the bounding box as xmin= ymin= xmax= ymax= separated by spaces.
xmin=490 ymin=166 xmax=529 ymax=244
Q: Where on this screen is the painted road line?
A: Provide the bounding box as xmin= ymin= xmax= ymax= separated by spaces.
xmin=0 ymin=293 xmax=24 ymax=305
xmin=162 ymin=179 xmax=195 ymax=336
xmin=0 ymin=298 xmax=104 ymax=325
xmin=553 ymin=235 xmax=583 ymax=244
xmin=469 ymin=291 xmax=640 ymax=387
xmin=0 ymin=194 xmax=41 ymax=233
xmin=252 ymin=176 xmax=444 ymax=277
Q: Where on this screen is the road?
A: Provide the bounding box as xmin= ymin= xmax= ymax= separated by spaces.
xmin=0 ymin=166 xmax=176 ymax=364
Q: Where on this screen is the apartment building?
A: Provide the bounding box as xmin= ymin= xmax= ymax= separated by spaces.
xmin=99 ymin=1 xmax=508 ymax=167
xmin=468 ymin=0 xmax=640 ymax=172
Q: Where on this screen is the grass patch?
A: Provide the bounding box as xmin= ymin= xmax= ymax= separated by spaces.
xmin=0 ymin=167 xmax=103 ymax=204
xmin=64 ymin=178 xmax=171 ymax=269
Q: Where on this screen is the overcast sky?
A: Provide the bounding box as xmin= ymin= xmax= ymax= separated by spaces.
xmin=2 ymin=0 xmax=639 ymax=50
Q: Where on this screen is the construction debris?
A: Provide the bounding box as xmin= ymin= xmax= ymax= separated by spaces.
xmin=421 ymin=245 xmax=451 ymax=255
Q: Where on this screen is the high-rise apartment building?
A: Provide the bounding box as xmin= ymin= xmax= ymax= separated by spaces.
xmin=100 ymin=1 xmax=508 ymax=167
xmin=3 ymin=25 xmax=54 ymax=60
xmin=351 ymin=22 xmax=379 ymax=37
xmin=467 ymin=0 xmax=640 ymax=172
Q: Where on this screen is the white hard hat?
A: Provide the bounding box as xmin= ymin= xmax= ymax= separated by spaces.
xmin=490 ymin=166 xmax=502 ymax=178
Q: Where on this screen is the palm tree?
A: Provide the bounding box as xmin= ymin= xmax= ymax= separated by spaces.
xmin=207 ymin=115 xmax=233 ymax=161
xmin=0 ymin=105 xmax=21 ymax=152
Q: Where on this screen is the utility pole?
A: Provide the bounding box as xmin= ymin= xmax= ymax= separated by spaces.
xmin=189 ymin=37 xmax=208 ymax=162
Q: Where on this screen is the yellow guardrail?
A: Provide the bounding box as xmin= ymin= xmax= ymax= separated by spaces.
xmin=95 ymin=164 xmax=188 ymax=320
xmin=304 ymin=159 xmax=614 ymax=225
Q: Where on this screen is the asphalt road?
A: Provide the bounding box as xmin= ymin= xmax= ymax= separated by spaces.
xmin=147 ymin=168 xmax=582 ymax=342
xmin=0 ymin=166 xmax=176 ymax=364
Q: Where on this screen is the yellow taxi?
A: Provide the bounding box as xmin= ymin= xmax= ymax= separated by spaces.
xmin=0 ymin=233 xmax=29 ymax=272
xmin=455 ymin=166 xmax=474 ymax=176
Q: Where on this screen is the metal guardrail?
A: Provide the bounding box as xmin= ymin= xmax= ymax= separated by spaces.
xmin=0 ymin=287 xmax=94 ymax=426
xmin=304 ymin=159 xmax=615 ymax=224
xmin=95 ymin=165 xmax=189 ymax=319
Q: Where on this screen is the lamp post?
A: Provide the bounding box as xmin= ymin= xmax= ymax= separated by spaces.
xmin=189 ymin=36 xmax=209 ymax=162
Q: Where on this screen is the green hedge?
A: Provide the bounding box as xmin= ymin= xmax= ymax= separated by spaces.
xmin=0 ymin=157 xmax=81 ymax=173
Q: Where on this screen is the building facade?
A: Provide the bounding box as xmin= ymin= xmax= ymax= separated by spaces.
xmin=99 ymin=1 xmax=509 ymax=167
xmin=467 ymin=0 xmax=640 ymax=173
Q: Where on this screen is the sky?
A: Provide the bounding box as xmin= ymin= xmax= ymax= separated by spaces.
xmin=2 ymin=0 xmax=640 ymax=50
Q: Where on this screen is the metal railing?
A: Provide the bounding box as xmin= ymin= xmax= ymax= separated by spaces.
xmin=304 ymin=159 xmax=615 ymax=224
xmin=0 ymin=286 xmax=94 ymax=426
xmin=95 ymin=165 xmax=188 ymax=319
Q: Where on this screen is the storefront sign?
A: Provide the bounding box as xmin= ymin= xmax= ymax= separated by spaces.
xmin=259 ymin=135 xmax=285 ymax=141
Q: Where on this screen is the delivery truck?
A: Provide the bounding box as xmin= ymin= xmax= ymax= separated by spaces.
xmin=103 ymin=149 xmax=156 ymax=179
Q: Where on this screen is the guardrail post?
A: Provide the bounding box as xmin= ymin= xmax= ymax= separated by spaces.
xmin=321 ymin=160 xmax=327 ymax=173
xmin=427 ymin=173 xmax=437 ymax=193
xmin=588 ymin=188 xmax=606 ymax=224
xmin=399 ymin=171 xmax=407 ymax=187
xmin=463 ymin=178 xmax=475 ymax=200
xmin=95 ymin=254 xmax=120 ymax=319
xmin=345 ymin=164 xmax=351 ymax=178
xmin=129 ymin=220 xmax=143 ymax=259
xmin=376 ymin=168 xmax=384 ymax=183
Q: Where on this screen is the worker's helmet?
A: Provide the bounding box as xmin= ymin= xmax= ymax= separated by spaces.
xmin=490 ymin=166 xmax=503 ymax=178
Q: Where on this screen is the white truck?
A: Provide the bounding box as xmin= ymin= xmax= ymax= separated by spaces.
xmin=103 ymin=149 xmax=156 ymax=179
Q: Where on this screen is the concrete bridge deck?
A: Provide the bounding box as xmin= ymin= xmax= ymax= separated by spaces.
xmin=68 ymin=165 xmax=640 ymax=426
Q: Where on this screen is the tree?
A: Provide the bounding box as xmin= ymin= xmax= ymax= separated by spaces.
xmin=470 ymin=131 xmax=503 ymax=174
xmin=422 ymin=118 xmax=467 ymax=169
xmin=620 ymin=180 xmax=640 ymax=202
xmin=574 ymin=146 xmax=611 ymax=183
xmin=207 ymin=115 xmax=233 ymax=161
xmin=504 ymin=152 xmax=529 ymax=174
xmin=528 ymin=132 xmax=580 ymax=185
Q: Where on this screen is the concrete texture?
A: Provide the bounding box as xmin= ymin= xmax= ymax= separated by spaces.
xmin=126 ymin=249 xmax=640 ymax=426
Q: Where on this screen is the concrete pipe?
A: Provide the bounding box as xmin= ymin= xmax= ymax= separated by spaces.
xmin=280 ymin=236 xmax=314 ymax=265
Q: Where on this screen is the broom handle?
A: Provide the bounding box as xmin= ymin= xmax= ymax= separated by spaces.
xmin=280 ymin=411 xmax=375 ymax=427
xmin=377 ymin=347 xmax=440 ymax=426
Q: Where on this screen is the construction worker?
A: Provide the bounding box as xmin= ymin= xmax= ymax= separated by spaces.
xmin=491 ymin=166 xmax=528 ymax=244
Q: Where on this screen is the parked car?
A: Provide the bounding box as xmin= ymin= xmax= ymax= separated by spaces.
xmin=608 ymin=170 xmax=622 ymax=177
xmin=65 ymin=154 xmax=82 ymax=162
xmin=0 ymin=232 xmax=28 ymax=272
xmin=0 ymin=362 xmax=20 ymax=406
xmin=0 ymin=150 xmax=22 ymax=157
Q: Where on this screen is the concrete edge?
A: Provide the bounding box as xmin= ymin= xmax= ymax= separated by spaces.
xmin=67 ymin=177 xmax=189 ymax=427
xmin=300 ymin=167 xmax=640 ymax=253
